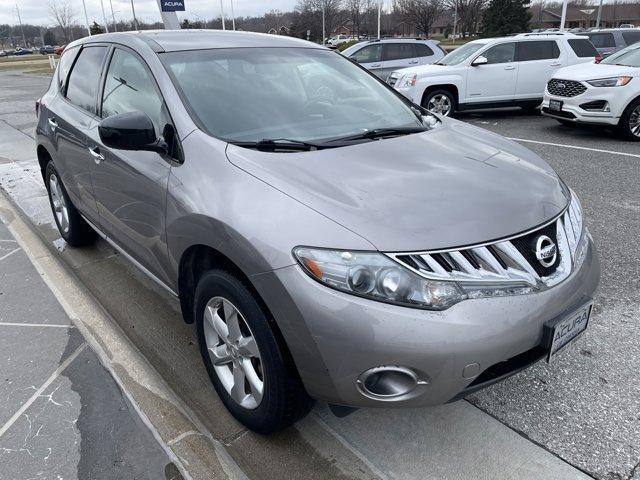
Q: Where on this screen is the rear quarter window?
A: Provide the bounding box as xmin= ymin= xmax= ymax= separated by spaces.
xmin=587 ymin=33 xmax=616 ymax=48
xmin=415 ymin=43 xmax=435 ymax=57
xmin=56 ymin=46 xmax=79 ymax=92
xmin=568 ymin=38 xmax=599 ymax=57
xmin=622 ymin=31 xmax=640 ymax=46
xmin=518 ymin=40 xmax=560 ymax=61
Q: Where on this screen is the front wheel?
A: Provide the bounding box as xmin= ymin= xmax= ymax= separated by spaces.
xmin=194 ymin=270 xmax=313 ymax=433
xmin=422 ymin=89 xmax=456 ymax=117
xmin=618 ymin=98 xmax=640 ymax=141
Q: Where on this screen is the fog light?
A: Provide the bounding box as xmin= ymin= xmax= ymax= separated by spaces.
xmin=357 ymin=366 xmax=427 ymax=399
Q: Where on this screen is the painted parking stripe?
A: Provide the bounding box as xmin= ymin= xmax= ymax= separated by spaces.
xmin=0 ymin=247 xmax=20 ymax=261
xmin=507 ymin=137 xmax=640 ymax=159
xmin=0 ymin=322 xmax=75 ymax=328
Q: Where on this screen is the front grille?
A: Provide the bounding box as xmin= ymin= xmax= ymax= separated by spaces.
xmin=547 ymin=79 xmax=587 ymax=97
xmin=389 ymin=203 xmax=582 ymax=290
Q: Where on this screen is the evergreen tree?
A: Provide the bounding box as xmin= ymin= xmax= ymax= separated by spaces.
xmin=89 ymin=21 xmax=105 ymax=36
xmin=480 ymin=0 xmax=531 ymax=37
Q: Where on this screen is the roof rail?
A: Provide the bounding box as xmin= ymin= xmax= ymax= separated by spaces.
xmin=516 ymin=32 xmax=575 ymax=37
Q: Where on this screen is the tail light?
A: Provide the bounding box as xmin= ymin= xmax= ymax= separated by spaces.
xmin=595 ymin=54 xmax=603 ymax=64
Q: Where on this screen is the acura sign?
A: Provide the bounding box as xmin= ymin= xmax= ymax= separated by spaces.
xmin=162 ymin=0 xmax=185 ymax=12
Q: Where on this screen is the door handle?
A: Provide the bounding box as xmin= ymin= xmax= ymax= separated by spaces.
xmin=48 ymin=118 xmax=58 ymax=131
xmin=504 ymin=65 xmax=516 ymax=70
xmin=88 ymin=146 xmax=105 ymax=164
xmin=408 ymin=60 xmax=419 ymax=64
xmin=550 ymin=62 xmax=562 ymax=67
xmin=371 ymin=64 xmax=381 ymax=68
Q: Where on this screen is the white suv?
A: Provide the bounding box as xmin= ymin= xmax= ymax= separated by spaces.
xmin=389 ymin=33 xmax=600 ymax=116
xmin=542 ymin=42 xmax=640 ymax=140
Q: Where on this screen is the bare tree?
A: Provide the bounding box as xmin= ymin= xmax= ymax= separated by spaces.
xmin=49 ymin=0 xmax=76 ymax=42
xmin=296 ymin=0 xmax=343 ymax=40
xmin=344 ymin=0 xmax=374 ymax=36
xmin=394 ymin=0 xmax=447 ymax=37
xmin=447 ymin=0 xmax=488 ymax=36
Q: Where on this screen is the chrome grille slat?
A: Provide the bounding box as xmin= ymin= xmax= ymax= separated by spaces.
xmin=389 ymin=206 xmax=583 ymax=290
xmin=547 ymin=79 xmax=587 ymax=97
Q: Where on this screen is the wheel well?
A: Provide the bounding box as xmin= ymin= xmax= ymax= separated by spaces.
xmin=36 ymin=145 xmax=52 ymax=181
xmin=178 ymin=244 xmax=302 ymax=377
xmin=422 ymin=85 xmax=459 ymax=108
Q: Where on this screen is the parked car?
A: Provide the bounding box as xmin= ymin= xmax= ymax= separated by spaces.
xmin=53 ymin=45 xmax=66 ymax=55
xmin=585 ymin=28 xmax=640 ymax=57
xmin=342 ymin=38 xmax=446 ymax=80
xmin=39 ymin=45 xmax=56 ymax=55
xmin=11 ymin=47 xmax=32 ymax=56
xmin=36 ymin=31 xmax=599 ymax=433
xmin=389 ymin=33 xmax=600 ymax=116
xmin=542 ymin=41 xmax=640 ymax=139
xmin=0 ymin=50 xmax=8 ymax=57
xmin=328 ymin=34 xmax=352 ymax=47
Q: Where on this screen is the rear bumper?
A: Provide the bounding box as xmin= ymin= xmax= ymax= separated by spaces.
xmin=252 ymin=235 xmax=600 ymax=408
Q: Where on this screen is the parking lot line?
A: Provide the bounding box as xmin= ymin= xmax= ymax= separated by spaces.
xmin=507 ymin=137 xmax=640 ymax=159
xmin=0 ymin=343 xmax=87 ymax=439
xmin=0 ymin=322 xmax=75 ymax=328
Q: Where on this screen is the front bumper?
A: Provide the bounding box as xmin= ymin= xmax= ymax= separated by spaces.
xmin=541 ymin=86 xmax=627 ymax=125
xmin=252 ymin=236 xmax=600 ymax=408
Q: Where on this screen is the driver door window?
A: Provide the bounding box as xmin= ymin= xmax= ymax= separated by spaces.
xmin=483 ymin=43 xmax=516 ymax=64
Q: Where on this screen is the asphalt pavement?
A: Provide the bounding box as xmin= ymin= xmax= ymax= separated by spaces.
xmin=0 ymin=69 xmax=638 ymax=480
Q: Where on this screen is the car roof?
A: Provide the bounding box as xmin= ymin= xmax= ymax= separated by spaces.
xmin=71 ymin=30 xmax=324 ymax=53
xmin=365 ymin=38 xmax=439 ymax=44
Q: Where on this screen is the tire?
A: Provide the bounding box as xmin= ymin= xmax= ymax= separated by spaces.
xmin=422 ymin=89 xmax=456 ymax=117
xmin=617 ymin=98 xmax=640 ymax=141
xmin=44 ymin=161 xmax=96 ymax=246
xmin=194 ymin=270 xmax=313 ymax=433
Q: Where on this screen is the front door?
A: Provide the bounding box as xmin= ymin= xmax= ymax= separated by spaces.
xmin=466 ymin=42 xmax=518 ymax=104
xmin=90 ymin=46 xmax=174 ymax=283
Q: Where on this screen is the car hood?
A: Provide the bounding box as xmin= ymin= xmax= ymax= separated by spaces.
xmin=394 ymin=64 xmax=459 ymax=78
xmin=226 ymin=120 xmax=568 ymax=252
xmin=553 ymin=62 xmax=638 ymax=80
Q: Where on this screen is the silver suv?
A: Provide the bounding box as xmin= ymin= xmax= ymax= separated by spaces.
xmin=341 ymin=38 xmax=446 ymax=79
xmin=586 ymin=28 xmax=640 ymax=57
xmin=36 ymin=31 xmax=600 ymax=433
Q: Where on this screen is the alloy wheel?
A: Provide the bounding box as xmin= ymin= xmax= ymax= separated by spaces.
xmin=427 ymin=94 xmax=452 ymax=116
xmin=49 ymin=173 xmax=69 ymax=233
xmin=203 ymin=296 xmax=264 ymax=409
xmin=630 ymin=104 xmax=640 ymax=138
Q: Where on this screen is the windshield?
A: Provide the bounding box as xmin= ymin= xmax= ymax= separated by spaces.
xmin=437 ymin=42 xmax=485 ymax=65
xmin=161 ymin=47 xmax=424 ymax=144
xmin=601 ymin=44 xmax=640 ymax=67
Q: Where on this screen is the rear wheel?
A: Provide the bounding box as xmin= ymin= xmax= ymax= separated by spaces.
xmin=422 ymin=89 xmax=456 ymax=117
xmin=618 ymin=98 xmax=640 ymax=141
xmin=44 ymin=161 xmax=96 ymax=246
xmin=194 ymin=270 xmax=313 ymax=433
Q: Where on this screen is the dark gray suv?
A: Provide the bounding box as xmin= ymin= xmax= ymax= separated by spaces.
xmin=35 ymin=31 xmax=600 ymax=433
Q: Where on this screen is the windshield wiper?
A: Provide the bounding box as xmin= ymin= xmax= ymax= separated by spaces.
xmin=230 ymin=138 xmax=327 ymax=152
xmin=321 ymin=126 xmax=428 ymax=145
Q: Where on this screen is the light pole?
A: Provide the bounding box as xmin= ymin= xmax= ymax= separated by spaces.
xmin=15 ymin=3 xmax=27 ymax=46
xmin=100 ymin=0 xmax=110 ymax=33
xmin=130 ymin=0 xmax=139 ymax=30
xmin=230 ymin=0 xmax=236 ymax=30
xmin=322 ymin=5 xmax=325 ymax=44
xmin=377 ymin=1 xmax=382 ymax=39
xmin=559 ymin=0 xmax=568 ymax=30
xmin=80 ymin=0 xmax=91 ymax=35
xmin=595 ymin=0 xmax=604 ymax=28
xmin=109 ymin=0 xmax=117 ymax=31
xmin=219 ymin=0 xmax=226 ymax=30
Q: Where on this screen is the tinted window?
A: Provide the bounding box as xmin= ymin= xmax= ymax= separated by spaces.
xmin=622 ymin=31 xmax=640 ymax=46
xmin=57 ymin=46 xmax=79 ymax=91
xmin=101 ymin=49 xmax=166 ymax=136
xmin=483 ymin=43 xmax=516 ymax=64
xmin=518 ymin=41 xmax=560 ymax=61
xmin=163 ymin=48 xmax=424 ymax=143
xmin=568 ymin=38 xmax=598 ymax=57
xmin=383 ymin=43 xmax=416 ymax=61
xmin=587 ymin=33 xmax=616 ymax=48
xmin=66 ymin=46 xmax=108 ymax=114
xmin=350 ymin=44 xmax=382 ymax=63
xmin=415 ymin=43 xmax=435 ymax=57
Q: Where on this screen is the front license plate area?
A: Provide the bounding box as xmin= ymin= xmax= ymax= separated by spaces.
xmin=544 ymin=302 xmax=592 ymax=363
xmin=549 ymin=99 xmax=563 ymax=112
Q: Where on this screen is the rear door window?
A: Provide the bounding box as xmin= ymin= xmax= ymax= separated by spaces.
xmin=622 ymin=31 xmax=640 ymax=46
xmin=415 ymin=43 xmax=435 ymax=58
xmin=350 ymin=44 xmax=382 ymax=64
xmin=587 ymin=33 xmax=616 ymax=48
xmin=65 ymin=46 xmax=108 ymax=115
xmin=518 ymin=41 xmax=560 ymax=61
xmin=383 ymin=43 xmax=417 ymax=61
xmin=568 ymin=38 xmax=599 ymax=57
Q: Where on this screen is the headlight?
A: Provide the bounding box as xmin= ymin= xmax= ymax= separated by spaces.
xmin=398 ymin=74 xmax=417 ymax=88
xmin=293 ymin=247 xmax=465 ymax=310
xmin=586 ymin=76 xmax=632 ymax=87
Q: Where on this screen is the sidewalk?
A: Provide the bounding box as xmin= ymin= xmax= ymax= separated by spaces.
xmin=0 ymin=214 xmax=182 ymax=479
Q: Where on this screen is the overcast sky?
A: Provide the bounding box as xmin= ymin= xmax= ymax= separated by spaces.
xmin=1 ymin=0 xmax=301 ymax=26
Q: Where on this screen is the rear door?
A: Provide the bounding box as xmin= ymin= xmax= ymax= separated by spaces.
xmin=466 ymin=42 xmax=518 ymax=103
xmin=381 ymin=43 xmax=419 ymax=80
xmin=415 ymin=43 xmax=439 ymax=66
xmin=348 ymin=44 xmax=384 ymax=78
xmin=50 ymin=45 xmax=109 ymax=226
xmin=515 ymin=40 xmax=563 ymax=99
xmin=90 ymin=46 xmax=177 ymax=283
xmin=587 ymin=32 xmax=617 ymax=57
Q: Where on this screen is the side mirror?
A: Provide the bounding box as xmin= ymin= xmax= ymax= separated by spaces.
xmin=98 ymin=111 xmax=167 ymax=154
xmin=472 ymin=56 xmax=488 ymax=66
